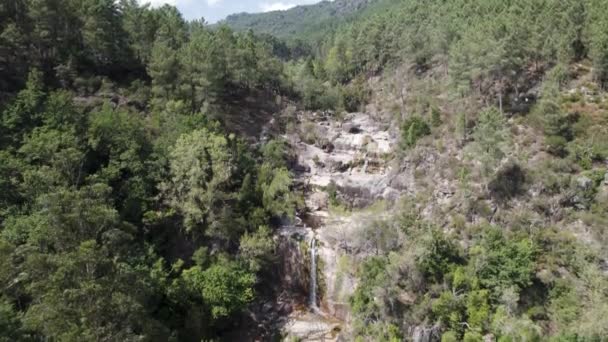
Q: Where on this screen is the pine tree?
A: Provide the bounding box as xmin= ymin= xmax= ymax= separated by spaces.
xmin=472 ymin=107 xmax=509 ymax=175
xmin=148 ymin=39 xmax=179 ymax=100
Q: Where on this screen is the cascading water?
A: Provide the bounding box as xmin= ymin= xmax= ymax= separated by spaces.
xmin=362 ymin=153 xmax=369 ymax=174
xmin=309 ymin=236 xmax=318 ymax=310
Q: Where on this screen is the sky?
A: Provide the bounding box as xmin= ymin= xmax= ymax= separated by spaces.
xmin=143 ymin=0 xmax=324 ymax=23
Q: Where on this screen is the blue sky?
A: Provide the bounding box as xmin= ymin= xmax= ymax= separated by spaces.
xmin=143 ymin=0 xmax=324 ymax=23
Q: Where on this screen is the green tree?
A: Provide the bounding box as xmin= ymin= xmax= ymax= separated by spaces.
xmin=325 ymin=40 xmax=350 ymax=84
xmin=239 ymin=225 xmax=276 ymax=272
xmin=0 ymin=21 xmax=28 ymax=90
xmin=22 ymin=241 xmax=167 ymax=341
xmin=432 ymin=291 xmax=465 ymax=334
xmin=587 ymin=0 xmax=608 ymax=85
xmin=119 ymin=0 xmax=158 ymax=65
xmin=182 ymin=259 xmax=255 ymax=320
xmin=258 ymin=165 xmax=295 ymax=219
xmin=417 ymin=229 xmax=462 ymax=283
xmin=149 ymin=38 xmax=180 ymax=99
xmin=491 ymin=306 xmax=542 ymax=342
xmin=233 ymin=30 xmax=259 ymax=88
xmin=1 ymin=69 xmax=45 ymax=147
xmin=163 ymin=129 xmax=233 ymax=232
xmin=0 ymin=296 xmax=24 ymax=341
xmin=401 ymin=116 xmax=430 ymax=149
xmin=80 ymin=0 xmax=131 ymax=73
xmin=19 ymin=127 xmax=85 ymax=190
xmin=466 ymin=289 xmax=490 ymax=330
xmin=470 ymin=228 xmax=536 ymax=296
xmin=87 ymin=103 xmax=151 ymax=221
xmin=472 ymin=107 xmax=509 ymax=175
xmin=178 ymin=25 xmax=225 ymax=114
xmin=153 ymin=4 xmax=187 ymax=49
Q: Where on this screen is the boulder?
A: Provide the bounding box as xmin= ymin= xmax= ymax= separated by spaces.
xmin=411 ymin=325 xmax=440 ymax=342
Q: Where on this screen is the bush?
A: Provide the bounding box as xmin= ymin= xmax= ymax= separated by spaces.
xmin=463 ymin=331 xmax=483 ymax=342
xmin=341 ymin=76 xmax=371 ymax=112
xmin=417 ymin=229 xmax=463 ymax=283
xmin=432 ymin=291 xmax=465 ymax=333
xmin=317 ymin=84 xmax=341 ymax=110
xmin=401 ymin=116 xmax=431 ymax=148
xmin=431 ymin=106 xmax=442 ymax=127
xmin=441 ymin=331 xmax=459 ymax=342
xmin=471 ymin=228 xmax=536 ymax=296
xmin=546 ymin=135 xmax=568 ymax=157
xmin=325 ymin=180 xmax=339 ymax=206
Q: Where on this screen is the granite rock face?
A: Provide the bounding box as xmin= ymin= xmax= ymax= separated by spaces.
xmin=277 ymin=110 xmax=401 ymax=340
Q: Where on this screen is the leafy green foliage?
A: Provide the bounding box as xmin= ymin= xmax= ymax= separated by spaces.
xmin=349 ymin=211 xmax=602 ymax=341
xmin=239 ymin=225 xmax=276 ymax=272
xmin=472 ymin=107 xmax=509 ymax=174
xmin=0 ymin=5 xmax=300 ymax=338
xmin=350 ymin=256 xmax=393 ymax=337
xmin=401 ymin=116 xmax=431 ymax=149
xmin=0 ymin=297 xmax=23 ymax=341
xmin=2 ymin=0 xmax=608 ymax=341
xmin=221 ymin=0 xmax=374 ymax=40
xmin=182 ymin=259 xmax=255 ymax=320
xmin=417 ymin=229 xmax=463 ymax=283
xmin=162 ymin=128 xmax=233 ymax=232
xmin=471 ymin=228 xmax=536 ymax=295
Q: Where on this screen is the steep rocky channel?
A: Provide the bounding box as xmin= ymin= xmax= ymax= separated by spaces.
xmin=274 ymin=110 xmax=400 ymax=341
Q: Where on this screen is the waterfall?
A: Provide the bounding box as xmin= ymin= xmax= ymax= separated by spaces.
xmin=310 ymin=237 xmax=318 ymax=310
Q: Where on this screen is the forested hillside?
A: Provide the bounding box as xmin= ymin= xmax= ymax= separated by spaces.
xmin=0 ymin=0 xmax=607 ymax=341
xmin=220 ymin=0 xmax=374 ymax=41
xmin=0 ymin=1 xmax=296 ymax=340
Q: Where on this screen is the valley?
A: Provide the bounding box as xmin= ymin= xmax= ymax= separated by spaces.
xmin=0 ymin=0 xmax=608 ymax=341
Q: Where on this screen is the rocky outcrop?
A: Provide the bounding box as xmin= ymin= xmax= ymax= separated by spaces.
xmin=290 ymin=112 xmax=398 ymax=202
xmin=276 ymin=225 xmax=313 ymax=297
xmin=411 ymin=325 xmax=441 ymax=342
xmin=276 ymin=110 xmax=401 ymax=340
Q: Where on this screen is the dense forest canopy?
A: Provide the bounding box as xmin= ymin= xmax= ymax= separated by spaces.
xmin=0 ymin=0 xmax=607 ymax=341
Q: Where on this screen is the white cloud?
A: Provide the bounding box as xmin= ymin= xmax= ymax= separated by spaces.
xmin=260 ymin=2 xmax=296 ymax=12
xmin=207 ymin=0 xmax=223 ymax=6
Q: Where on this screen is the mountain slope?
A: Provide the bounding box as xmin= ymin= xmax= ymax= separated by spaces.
xmin=220 ymin=0 xmax=374 ymax=39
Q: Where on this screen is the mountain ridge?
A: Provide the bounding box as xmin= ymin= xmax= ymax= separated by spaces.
xmin=219 ymin=0 xmax=375 ymax=39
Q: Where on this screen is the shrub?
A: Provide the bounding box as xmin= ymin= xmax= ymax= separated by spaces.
xmin=463 ymin=331 xmax=483 ymax=342
xmin=417 ymin=229 xmax=463 ymax=283
xmin=472 ymin=107 xmax=509 ymax=173
xmin=326 ymin=180 xmax=339 ymax=206
xmin=432 ymin=291 xmax=465 ymax=334
xmin=341 ymin=76 xmax=371 ymax=112
xmin=431 ymin=106 xmax=442 ymax=127
xmin=471 ymin=228 xmax=536 ymax=296
xmin=546 ymin=135 xmax=568 ymax=157
xmin=441 ymin=331 xmax=459 ymax=342
xmin=401 ymin=116 xmax=431 ymax=148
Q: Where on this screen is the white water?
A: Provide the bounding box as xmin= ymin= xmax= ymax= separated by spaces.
xmin=310 ymin=237 xmax=318 ymax=310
